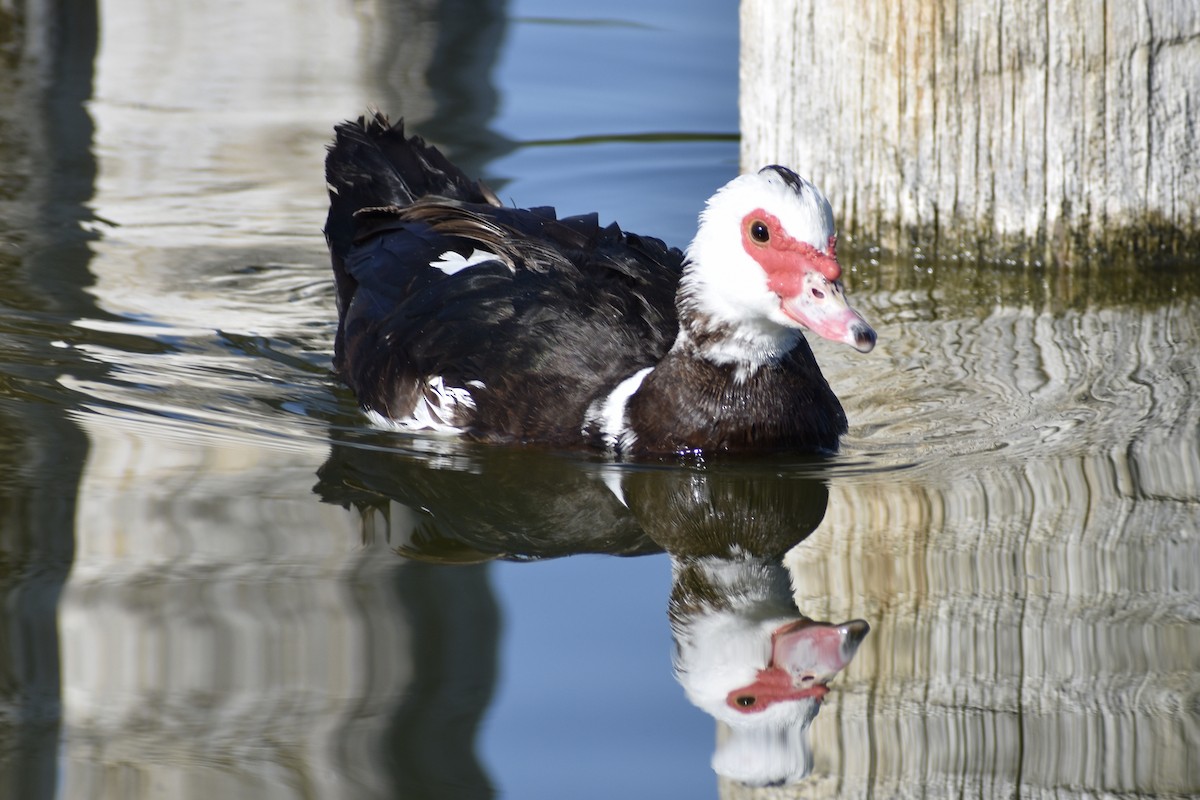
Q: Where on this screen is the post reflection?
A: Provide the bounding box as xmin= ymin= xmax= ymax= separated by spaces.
xmin=0 ymin=1 xmax=102 ymax=798
xmin=317 ymin=442 xmax=871 ymax=788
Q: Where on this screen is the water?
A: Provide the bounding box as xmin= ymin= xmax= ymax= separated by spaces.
xmin=1 ymin=1 xmax=1197 ymax=798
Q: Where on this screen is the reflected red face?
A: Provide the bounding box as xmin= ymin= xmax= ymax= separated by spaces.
xmin=726 ymin=619 xmax=864 ymax=714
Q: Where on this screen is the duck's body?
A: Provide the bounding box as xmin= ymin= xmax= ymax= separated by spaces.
xmin=325 ymin=113 xmax=874 ymax=456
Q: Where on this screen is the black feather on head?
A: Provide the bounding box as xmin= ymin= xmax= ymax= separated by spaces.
xmin=758 ymin=165 xmax=807 ymax=196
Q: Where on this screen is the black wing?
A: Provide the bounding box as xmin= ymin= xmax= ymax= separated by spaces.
xmin=325 ymin=115 xmax=685 ymax=444
xmin=325 ymin=112 xmax=500 ymax=323
xmin=339 ymin=202 xmax=683 ymax=443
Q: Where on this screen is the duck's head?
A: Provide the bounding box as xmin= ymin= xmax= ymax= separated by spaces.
xmin=674 ymin=602 xmax=870 ymax=786
xmin=681 ymin=166 xmax=875 ymax=356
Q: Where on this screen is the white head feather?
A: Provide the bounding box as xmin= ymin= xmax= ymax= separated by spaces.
xmin=676 ymin=167 xmax=842 ymax=368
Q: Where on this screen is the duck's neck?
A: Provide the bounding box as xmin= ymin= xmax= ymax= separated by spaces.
xmin=623 ymin=297 xmax=844 ymax=455
xmin=669 ymin=554 xmax=794 ymax=630
xmin=671 ymin=304 xmax=803 ymax=383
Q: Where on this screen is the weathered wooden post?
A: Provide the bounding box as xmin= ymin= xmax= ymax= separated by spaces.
xmin=740 ymin=0 xmax=1200 ymax=263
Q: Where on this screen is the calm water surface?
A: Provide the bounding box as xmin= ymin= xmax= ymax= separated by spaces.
xmin=0 ymin=1 xmax=1197 ymax=799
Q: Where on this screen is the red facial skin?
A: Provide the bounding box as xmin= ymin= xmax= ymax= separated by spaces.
xmin=726 ymin=667 xmax=830 ymax=713
xmin=741 ymin=208 xmax=841 ymax=296
xmin=738 ymin=207 xmax=876 ymax=353
xmin=725 ymin=621 xmax=855 ymax=715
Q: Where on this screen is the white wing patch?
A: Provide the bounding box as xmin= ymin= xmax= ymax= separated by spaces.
xmin=584 ymin=367 xmax=654 ymax=451
xmin=429 ymin=249 xmax=502 ymax=275
xmin=366 ymin=376 xmax=478 ymax=434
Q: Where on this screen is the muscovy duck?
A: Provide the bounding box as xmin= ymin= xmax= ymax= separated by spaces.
xmin=325 ymin=112 xmax=875 ymax=455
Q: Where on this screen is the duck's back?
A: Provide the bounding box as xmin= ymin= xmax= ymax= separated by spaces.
xmin=325 ymin=114 xmax=684 ymax=445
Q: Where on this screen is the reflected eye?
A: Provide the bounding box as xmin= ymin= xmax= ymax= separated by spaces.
xmin=748 ymin=220 xmax=770 ymax=244
xmin=734 ymin=695 xmax=757 ymax=708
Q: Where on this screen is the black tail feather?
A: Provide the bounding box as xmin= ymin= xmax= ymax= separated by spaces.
xmin=324 ymin=111 xmax=496 ymax=258
xmin=324 ymin=111 xmax=499 ymax=339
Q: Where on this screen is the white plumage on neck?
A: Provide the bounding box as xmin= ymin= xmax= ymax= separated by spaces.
xmin=669 ymin=324 xmax=801 ymax=383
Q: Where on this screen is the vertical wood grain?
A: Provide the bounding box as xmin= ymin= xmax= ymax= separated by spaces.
xmin=741 ymin=0 xmax=1200 ymax=262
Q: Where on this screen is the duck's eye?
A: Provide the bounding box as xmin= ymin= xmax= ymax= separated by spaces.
xmin=749 ymin=220 xmax=770 ymax=244
xmin=735 ymin=695 xmax=757 ymax=708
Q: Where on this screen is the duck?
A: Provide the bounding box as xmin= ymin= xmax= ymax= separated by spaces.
xmin=324 ymin=111 xmax=875 ymax=456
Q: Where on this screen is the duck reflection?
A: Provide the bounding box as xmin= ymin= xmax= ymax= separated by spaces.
xmin=317 ymin=442 xmax=870 ymax=788
xmin=625 ymin=469 xmax=870 ymax=786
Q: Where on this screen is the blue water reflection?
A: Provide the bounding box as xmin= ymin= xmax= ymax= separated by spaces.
xmin=487 ymin=556 xmax=711 ymax=798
